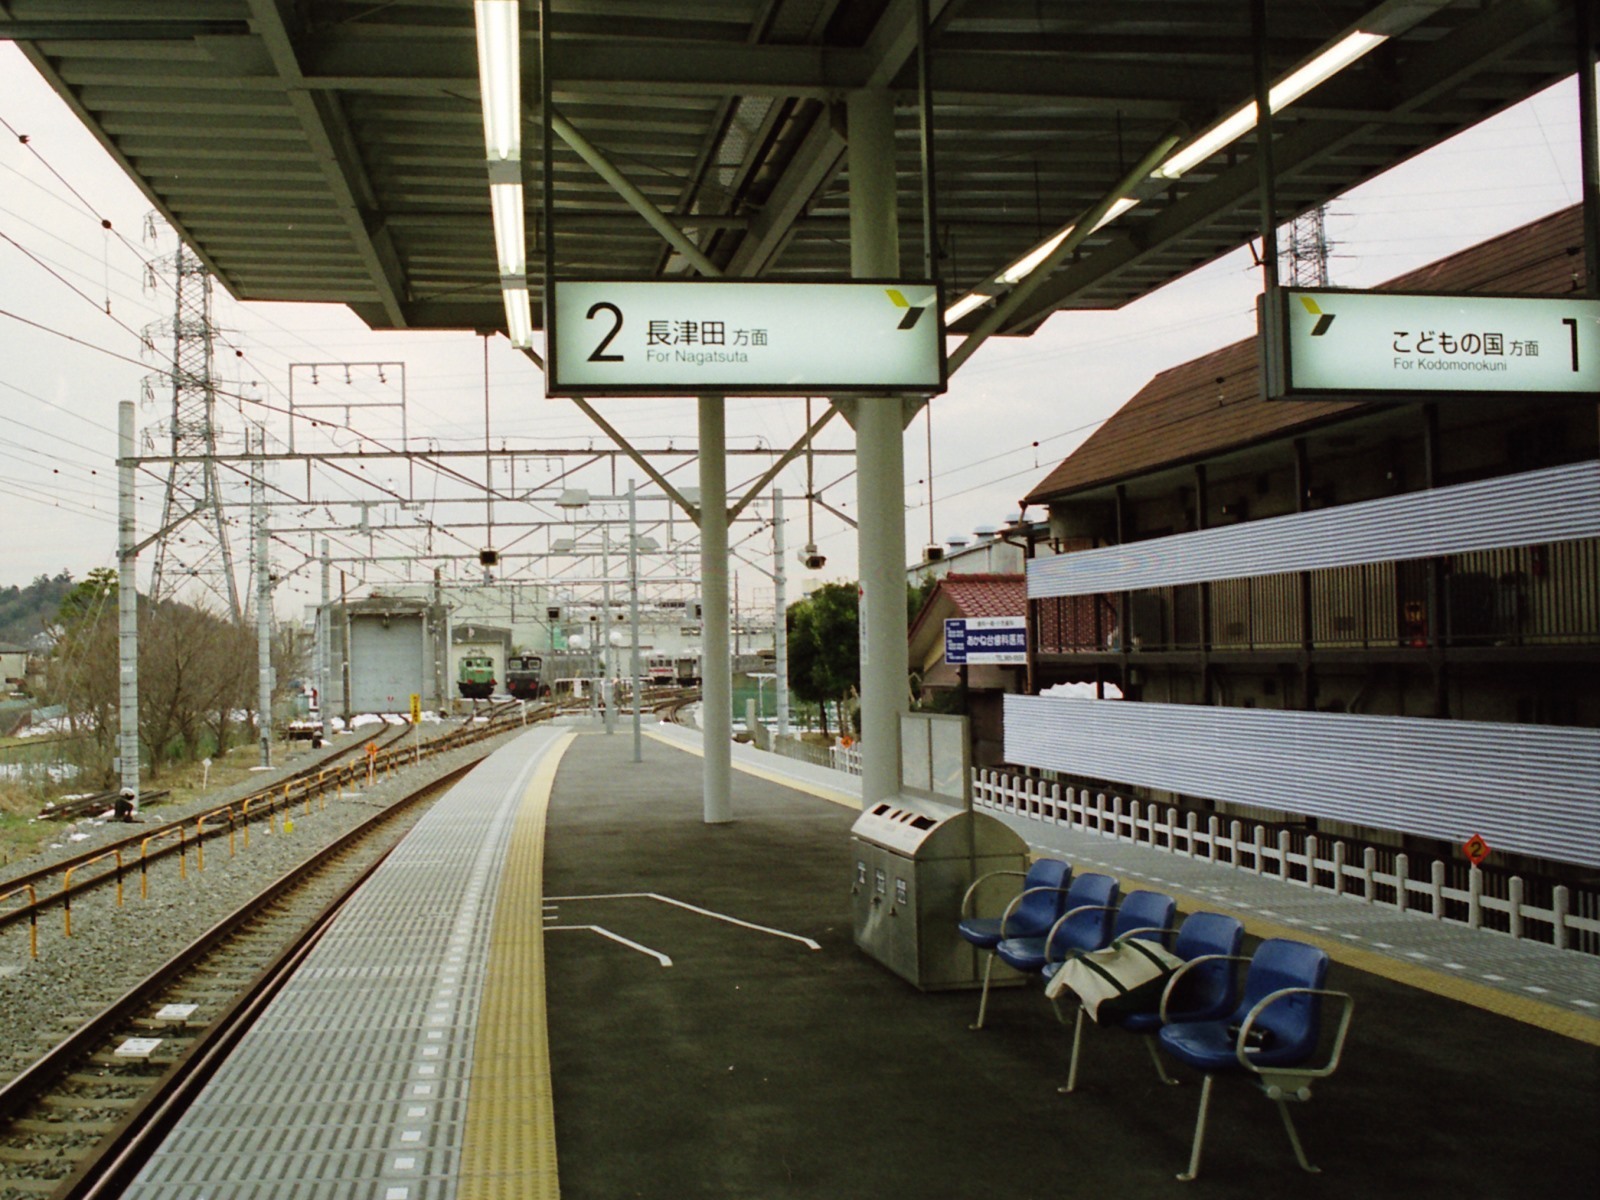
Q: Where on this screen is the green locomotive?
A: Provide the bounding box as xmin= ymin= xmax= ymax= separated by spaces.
xmin=456 ymin=651 xmax=497 ymax=699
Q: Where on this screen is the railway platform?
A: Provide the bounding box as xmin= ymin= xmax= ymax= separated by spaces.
xmin=122 ymin=722 xmax=1599 ymax=1199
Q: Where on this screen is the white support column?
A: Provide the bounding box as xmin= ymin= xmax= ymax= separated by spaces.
xmin=117 ymin=402 xmax=140 ymax=812
xmin=699 ymin=394 xmax=733 ymax=823
xmin=773 ymin=488 xmax=790 ymax=738
xmin=848 ymin=88 xmax=908 ymax=808
xmin=253 ymin=425 xmax=272 ymax=767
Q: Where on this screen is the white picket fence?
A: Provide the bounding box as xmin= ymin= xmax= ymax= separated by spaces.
xmin=970 ymin=768 xmax=1600 ymax=955
xmin=829 ymin=741 xmax=863 ymax=776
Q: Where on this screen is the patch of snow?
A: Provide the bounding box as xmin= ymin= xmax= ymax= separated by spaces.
xmin=1038 ymin=681 xmax=1123 ymax=700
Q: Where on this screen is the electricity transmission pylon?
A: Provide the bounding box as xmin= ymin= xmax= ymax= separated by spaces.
xmin=143 ymin=230 xmax=243 ymax=623
xmin=1286 ymin=204 xmax=1332 ymax=287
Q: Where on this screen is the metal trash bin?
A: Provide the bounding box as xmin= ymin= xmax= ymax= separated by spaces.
xmin=849 ymin=796 xmax=1029 ymax=990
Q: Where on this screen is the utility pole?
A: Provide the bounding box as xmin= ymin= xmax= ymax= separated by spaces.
xmin=144 ymin=226 xmax=242 ymax=622
xmin=117 ymin=402 xmax=141 ymax=813
xmin=252 ymin=424 xmax=273 ymax=767
xmin=773 ymin=489 xmax=790 ymax=737
xmin=318 ymin=539 xmax=330 ymax=735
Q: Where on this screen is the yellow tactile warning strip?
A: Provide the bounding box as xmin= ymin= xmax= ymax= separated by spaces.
xmin=644 ymin=728 xmax=860 ymax=809
xmin=1090 ymin=865 xmax=1600 ymax=1047
xmin=457 ymin=729 xmax=578 ymax=1200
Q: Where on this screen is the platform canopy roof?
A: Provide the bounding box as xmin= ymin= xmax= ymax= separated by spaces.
xmin=6 ymin=0 xmax=1587 ymax=341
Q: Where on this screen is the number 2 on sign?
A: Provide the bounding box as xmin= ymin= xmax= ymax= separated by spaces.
xmin=587 ymin=301 xmax=624 ymax=362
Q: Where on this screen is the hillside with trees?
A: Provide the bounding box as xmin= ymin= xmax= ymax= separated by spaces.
xmin=0 ymin=571 xmax=75 ymax=646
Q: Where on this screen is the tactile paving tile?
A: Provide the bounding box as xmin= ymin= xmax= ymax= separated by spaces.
xmin=121 ymin=728 xmax=568 ymax=1200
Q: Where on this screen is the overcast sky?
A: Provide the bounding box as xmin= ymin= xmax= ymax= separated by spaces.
xmin=0 ymin=41 xmax=1589 ymax=621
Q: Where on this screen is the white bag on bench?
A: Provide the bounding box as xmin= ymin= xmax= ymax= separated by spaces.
xmin=1045 ymin=938 xmax=1183 ymax=1022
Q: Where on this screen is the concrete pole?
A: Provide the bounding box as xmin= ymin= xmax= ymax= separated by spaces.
xmin=629 ymin=478 xmax=643 ymax=762
xmin=253 ymin=425 xmax=272 ymax=767
xmin=602 ymin=522 xmax=614 ymax=734
xmin=773 ymin=488 xmax=790 ymax=737
xmin=117 ymin=402 xmax=140 ymax=812
xmin=699 ymin=394 xmax=733 ymax=823
xmin=318 ymin=539 xmax=330 ymax=730
xmin=848 ymin=88 xmax=908 ymax=808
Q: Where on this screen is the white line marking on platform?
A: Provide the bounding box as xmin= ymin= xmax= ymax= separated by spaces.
xmin=547 ymin=923 xmax=673 ymax=966
xmin=546 ymin=892 xmax=823 ymax=950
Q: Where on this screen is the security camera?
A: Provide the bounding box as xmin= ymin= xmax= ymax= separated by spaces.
xmin=799 ymin=543 xmax=826 ymax=570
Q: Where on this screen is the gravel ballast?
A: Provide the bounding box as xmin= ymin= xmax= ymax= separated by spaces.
xmin=0 ymin=722 xmax=533 ymax=1085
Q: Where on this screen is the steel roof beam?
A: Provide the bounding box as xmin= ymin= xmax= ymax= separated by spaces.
xmin=0 ymin=20 xmax=250 ymax=40
xmin=242 ymin=0 xmax=411 ymax=327
xmin=1003 ymin=0 xmax=1570 ymax=332
xmin=550 ymin=111 xmax=721 ymax=278
xmin=720 ymin=0 xmax=966 ymax=277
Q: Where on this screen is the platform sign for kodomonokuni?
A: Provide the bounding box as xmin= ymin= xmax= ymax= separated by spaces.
xmin=1265 ymin=288 xmax=1600 ymax=400
xmin=547 ymin=279 xmax=946 ymax=396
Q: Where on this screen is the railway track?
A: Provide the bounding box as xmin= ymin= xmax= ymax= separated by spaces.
xmin=0 ymin=756 xmax=485 ymax=1200
xmin=0 ymin=705 xmax=545 ymax=953
xmin=0 ymin=697 xmax=672 ymax=1195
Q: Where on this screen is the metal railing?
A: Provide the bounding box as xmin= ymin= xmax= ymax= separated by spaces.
xmin=970 ymin=768 xmax=1600 ymax=957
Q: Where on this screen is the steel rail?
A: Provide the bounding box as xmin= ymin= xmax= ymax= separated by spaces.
xmin=0 ymin=705 xmax=543 ymax=938
xmin=0 ymin=758 xmax=484 ymax=1197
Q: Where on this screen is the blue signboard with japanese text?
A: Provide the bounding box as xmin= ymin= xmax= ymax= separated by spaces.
xmin=944 ymin=617 xmax=1027 ymax=665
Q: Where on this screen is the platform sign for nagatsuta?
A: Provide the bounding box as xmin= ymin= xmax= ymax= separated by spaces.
xmin=944 ymin=617 xmax=1027 ymax=665
xmin=1264 ymin=288 xmax=1600 ymax=400
xmin=547 ymin=279 xmax=945 ymax=396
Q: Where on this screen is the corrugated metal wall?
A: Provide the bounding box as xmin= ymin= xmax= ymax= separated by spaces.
xmin=1004 ymin=695 xmax=1600 ymax=869
xmin=1029 ymin=461 xmax=1600 ymax=597
xmin=1032 ymin=538 xmax=1597 ymax=652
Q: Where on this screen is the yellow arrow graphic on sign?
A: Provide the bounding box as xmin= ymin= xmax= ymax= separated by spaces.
xmin=1299 ymin=294 xmax=1336 ymax=336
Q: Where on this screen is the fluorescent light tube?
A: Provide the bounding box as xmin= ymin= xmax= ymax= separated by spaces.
xmin=489 ymin=182 xmax=525 ymax=276
xmin=502 ymin=285 xmax=533 ymax=347
xmin=943 ymin=291 xmax=990 ymax=323
xmin=1153 ymin=104 xmax=1260 ymax=180
xmin=991 ymin=195 xmax=1140 ymax=293
xmin=1154 ymin=29 xmax=1387 ymax=180
xmin=999 ymin=228 xmax=1073 ymax=286
xmin=1089 ymin=196 xmax=1140 ymax=233
xmin=1270 ymin=31 xmax=1385 ymax=109
xmin=475 ymin=0 xmax=522 ymax=162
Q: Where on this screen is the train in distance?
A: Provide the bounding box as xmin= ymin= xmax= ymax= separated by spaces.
xmin=457 ymin=649 xmax=704 ymax=700
xmin=456 ymin=651 xmax=496 ymax=700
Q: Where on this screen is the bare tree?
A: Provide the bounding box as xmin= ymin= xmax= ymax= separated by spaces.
xmin=200 ymin=618 xmax=256 ymax=754
xmin=41 ymin=573 xmax=121 ymax=786
xmin=44 ymin=578 xmax=302 ymax=779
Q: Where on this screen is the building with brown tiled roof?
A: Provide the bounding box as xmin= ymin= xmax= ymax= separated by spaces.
xmin=1009 ymin=205 xmax=1598 ymax=887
